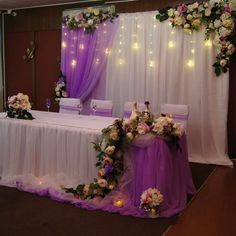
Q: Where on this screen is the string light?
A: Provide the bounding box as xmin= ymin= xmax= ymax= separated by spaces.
xmin=62 ymin=41 xmax=67 ymax=48
xmin=121 ymin=25 xmax=125 ymax=29
xmin=71 ymin=59 xmax=77 ymax=67
xmin=119 ymin=41 xmax=122 ymax=45
xmin=105 ymin=48 xmax=110 ymax=55
xmin=170 ymin=30 xmax=175 ymax=35
xmin=118 ymin=49 xmax=122 ymax=54
xmin=64 ymin=32 xmax=67 ymax=36
xmin=191 ymin=49 xmax=195 ymax=54
xmin=79 ymin=44 xmax=84 ymax=50
xmin=153 ymin=24 xmax=157 ymax=28
xmin=168 ymin=41 xmax=175 ymax=48
xmin=118 ymin=59 xmax=125 ymax=65
xmin=204 ymin=39 xmax=212 ymax=47
xmin=95 ymin=58 xmax=100 ymax=64
xmin=149 ymin=50 xmax=153 ymax=55
xmin=187 ymin=59 xmax=195 ymax=67
xmin=132 ymin=42 xmax=139 ymax=50
xmin=149 ymin=61 xmax=155 ymax=68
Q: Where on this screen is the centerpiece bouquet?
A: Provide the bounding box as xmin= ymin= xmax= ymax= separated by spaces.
xmin=140 ymin=188 xmax=164 ymax=218
xmin=55 ymin=72 xmax=68 ymax=103
xmin=6 ymin=93 xmax=34 ymax=120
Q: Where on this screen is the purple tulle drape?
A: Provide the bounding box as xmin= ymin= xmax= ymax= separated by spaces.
xmin=16 ymin=134 xmax=196 ymax=218
xmin=61 ymin=20 xmax=118 ymax=101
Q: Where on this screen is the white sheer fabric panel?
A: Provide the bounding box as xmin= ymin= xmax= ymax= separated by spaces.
xmin=105 ymin=11 xmax=232 ymax=166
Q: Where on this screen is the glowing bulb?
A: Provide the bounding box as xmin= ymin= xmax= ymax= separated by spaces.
xmin=105 ymin=48 xmax=110 ymax=55
xmin=114 ymin=199 xmax=124 ymax=207
xmin=132 ymin=42 xmax=139 ymax=50
xmin=137 ymin=24 xmax=141 ymax=28
xmin=168 ymin=22 xmax=172 ymax=26
xmin=118 ymin=59 xmax=125 ymax=65
xmin=149 ymin=50 xmax=153 ymax=55
xmin=118 ymin=49 xmax=121 ymax=54
xmin=39 ymin=181 xmax=42 ymax=185
xmin=103 ymin=23 xmax=107 ymax=26
xmin=103 ymin=30 xmax=107 ymax=34
xmin=62 ymin=41 xmax=67 ymax=48
xmin=153 ymin=24 xmax=157 ymax=28
xmin=168 ymin=41 xmax=175 ymax=48
xmin=191 ymin=49 xmax=195 ymax=54
xmin=119 ymin=41 xmax=122 ymax=45
xmin=204 ymin=39 xmax=212 ymax=47
xmin=79 ymin=44 xmax=84 ymax=50
xmin=95 ymin=58 xmax=100 ymax=64
xmin=121 ymin=25 xmax=125 ymax=29
xmin=170 ymin=30 xmax=175 ymax=35
xmin=187 ymin=59 xmax=194 ymax=67
xmin=149 ymin=61 xmax=155 ymax=68
xmin=71 ymin=59 xmax=77 ymax=67
xmin=64 ymin=32 xmax=67 ymax=36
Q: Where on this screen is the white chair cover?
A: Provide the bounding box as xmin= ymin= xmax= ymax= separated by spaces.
xmin=123 ymin=101 xmax=146 ymax=118
xmin=161 ymin=104 xmax=189 ymax=132
xmin=59 ymin=98 xmax=81 ymax=114
xmin=90 ymin=99 xmax=113 ymax=117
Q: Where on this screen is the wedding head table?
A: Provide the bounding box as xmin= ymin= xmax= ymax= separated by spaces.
xmin=0 ymin=110 xmax=195 ymax=218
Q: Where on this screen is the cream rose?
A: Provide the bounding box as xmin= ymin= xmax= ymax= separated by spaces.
xmin=204 ymin=8 xmax=211 ymax=17
xmin=105 ymin=145 xmax=115 ymax=155
xmin=220 ymin=59 xmax=227 ymax=67
xmin=97 ymin=178 xmax=108 ymax=188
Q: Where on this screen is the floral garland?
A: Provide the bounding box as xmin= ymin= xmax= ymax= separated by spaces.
xmin=6 ymin=93 xmax=34 ymax=120
xmin=156 ymin=0 xmax=236 ymax=76
xmin=64 ymin=106 xmax=182 ymax=201
xmin=54 ymin=72 xmax=68 ymax=103
xmin=62 ymin=6 xmax=118 ymax=33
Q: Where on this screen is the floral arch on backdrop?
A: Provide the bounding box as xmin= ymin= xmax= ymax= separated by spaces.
xmin=60 ymin=1 xmax=235 ymax=166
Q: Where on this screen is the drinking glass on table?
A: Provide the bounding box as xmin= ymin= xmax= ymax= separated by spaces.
xmin=46 ymin=98 xmax=51 ymax=112
xmin=92 ymin=102 xmax=97 ymax=116
xmin=78 ymin=103 xmax=83 ymax=115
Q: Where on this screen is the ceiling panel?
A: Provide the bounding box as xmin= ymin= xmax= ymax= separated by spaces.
xmin=0 ymin=0 xmax=103 ymax=10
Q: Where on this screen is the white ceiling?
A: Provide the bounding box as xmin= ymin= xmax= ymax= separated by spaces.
xmin=0 ymin=0 xmax=105 ymax=10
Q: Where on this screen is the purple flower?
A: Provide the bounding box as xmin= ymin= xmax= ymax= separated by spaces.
xmin=105 ymin=164 xmax=114 ymax=176
xmin=224 ymin=6 xmax=232 ymax=13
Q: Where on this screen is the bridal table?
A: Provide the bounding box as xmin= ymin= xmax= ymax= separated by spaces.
xmin=0 ymin=110 xmax=195 ymax=218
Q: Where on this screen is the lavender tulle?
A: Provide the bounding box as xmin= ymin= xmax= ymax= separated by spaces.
xmin=16 ymin=134 xmax=196 ymax=218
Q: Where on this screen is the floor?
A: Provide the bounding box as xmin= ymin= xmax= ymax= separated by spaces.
xmin=165 ymin=161 xmax=236 ymax=236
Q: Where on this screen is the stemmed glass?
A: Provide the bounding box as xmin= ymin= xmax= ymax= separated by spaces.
xmin=78 ymin=103 xmax=83 ymax=115
xmin=92 ymin=102 xmax=97 ymax=116
xmin=46 ymin=98 xmax=51 ymax=112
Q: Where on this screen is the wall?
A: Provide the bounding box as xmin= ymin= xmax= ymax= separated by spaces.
xmin=4 ymin=0 xmax=236 ymax=156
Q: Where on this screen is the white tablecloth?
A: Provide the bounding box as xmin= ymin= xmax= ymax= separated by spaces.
xmin=0 ymin=111 xmax=117 ymax=188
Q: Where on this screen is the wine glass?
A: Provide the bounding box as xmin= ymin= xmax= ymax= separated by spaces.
xmin=46 ymin=98 xmax=51 ymax=112
xmin=92 ymin=102 xmax=97 ymax=116
xmin=78 ymin=103 xmax=83 ymax=115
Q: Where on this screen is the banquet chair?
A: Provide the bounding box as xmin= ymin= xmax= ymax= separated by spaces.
xmin=90 ymin=99 xmax=113 ymax=117
xmin=123 ymin=101 xmax=146 ymax=118
xmin=161 ymin=103 xmax=189 ymax=132
xmin=59 ymin=98 xmax=82 ymax=114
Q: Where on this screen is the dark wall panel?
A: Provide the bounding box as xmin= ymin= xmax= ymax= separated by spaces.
xmin=5 ymin=32 xmax=34 ymax=102
xmin=34 ymin=30 xmax=61 ymax=112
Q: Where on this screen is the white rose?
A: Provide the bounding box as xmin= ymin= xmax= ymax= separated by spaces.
xmin=186 ymin=14 xmax=193 ymax=21
xmin=192 ymin=19 xmax=201 ymax=28
xmin=88 ymin=19 xmax=94 ymax=26
xmin=192 ymin=2 xmax=199 ymax=9
xmin=174 ymin=16 xmax=185 ymax=26
xmin=220 ymin=59 xmax=227 ymax=67
xmin=184 ymin=23 xmax=190 ymax=29
xmin=205 ymin=9 xmax=211 ymax=17
xmin=97 ymin=178 xmax=108 ymax=188
xmin=126 ymin=132 xmax=134 ymax=140
xmin=93 ymin=8 xmax=100 ymax=16
xmin=167 ymin=8 xmax=175 ymax=17
xmin=110 ymin=129 xmax=119 ymax=141
xmin=174 ymin=10 xmax=180 ymax=16
xmin=214 ymin=19 xmax=222 ymax=28
xmin=105 ymin=145 xmax=115 ymax=155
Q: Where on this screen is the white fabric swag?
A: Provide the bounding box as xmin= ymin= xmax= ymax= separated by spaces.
xmin=104 ymin=11 xmax=232 ymax=166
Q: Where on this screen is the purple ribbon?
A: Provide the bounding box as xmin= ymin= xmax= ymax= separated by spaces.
xmin=124 ymin=111 xmax=132 ymax=118
xmin=90 ymin=108 xmax=112 ymax=117
xmin=60 ymin=105 xmax=80 ymax=111
xmin=172 ymin=114 xmax=188 ymax=120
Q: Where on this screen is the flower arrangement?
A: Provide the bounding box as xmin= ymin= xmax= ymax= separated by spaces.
xmin=140 ymin=188 xmax=164 ymax=218
xmin=64 ymin=102 xmax=182 ymax=201
xmin=156 ymin=0 xmax=236 ymax=76
xmin=6 ymin=93 xmax=34 ymax=120
xmin=55 ymin=72 xmax=68 ymax=103
xmin=62 ymin=6 xmax=118 ymax=33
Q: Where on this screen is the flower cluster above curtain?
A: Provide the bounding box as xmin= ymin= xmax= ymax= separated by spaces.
xmin=156 ymin=0 xmax=236 ymax=76
xmin=62 ymin=6 xmax=118 ymax=33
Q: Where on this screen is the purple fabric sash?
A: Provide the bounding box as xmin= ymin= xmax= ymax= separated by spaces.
xmin=172 ymin=114 xmax=188 ymax=120
xmin=60 ymin=105 xmax=79 ymax=111
xmin=124 ymin=111 xmax=132 ymax=118
xmin=90 ymin=108 xmax=112 ymax=117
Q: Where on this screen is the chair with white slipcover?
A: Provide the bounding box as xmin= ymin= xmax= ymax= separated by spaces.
xmin=59 ymin=98 xmax=82 ymax=114
xmin=90 ymin=99 xmax=113 ymax=117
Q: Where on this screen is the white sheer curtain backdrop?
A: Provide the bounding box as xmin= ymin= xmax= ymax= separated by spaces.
xmin=105 ymin=11 xmax=232 ymax=166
